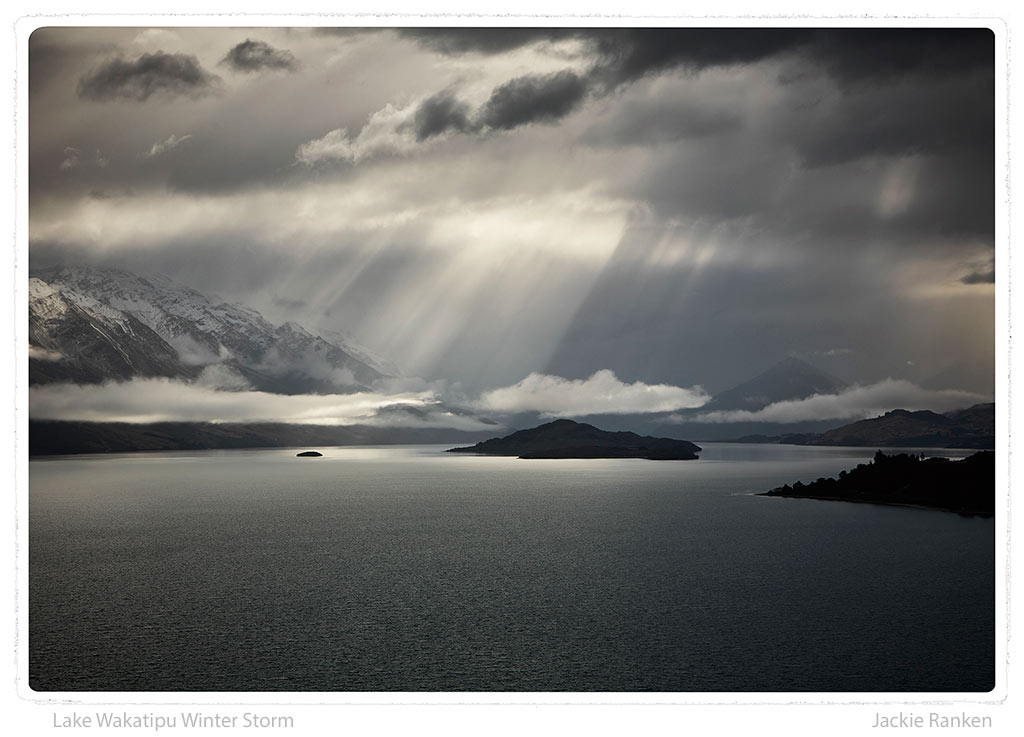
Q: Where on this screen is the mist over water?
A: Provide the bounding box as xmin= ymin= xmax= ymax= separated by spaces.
xmin=30 ymin=444 xmax=993 ymax=691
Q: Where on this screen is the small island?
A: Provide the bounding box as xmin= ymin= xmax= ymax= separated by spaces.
xmin=760 ymin=450 xmax=994 ymax=516
xmin=447 ymin=419 xmax=701 ymax=460
xmin=296 ymin=450 xmax=323 ymax=457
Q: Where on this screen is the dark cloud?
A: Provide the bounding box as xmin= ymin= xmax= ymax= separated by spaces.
xmin=962 ymin=269 xmax=995 ymax=285
xmin=398 ymin=27 xmax=808 ymax=80
xmin=400 ymin=28 xmax=811 ymax=86
xmin=402 ymin=27 xmax=992 ymax=92
xmin=587 ymin=28 xmax=811 ymax=87
xmin=479 ymin=70 xmax=588 ymax=130
xmin=609 ymin=55 xmax=992 ymax=243
xmin=78 ymin=51 xmax=221 ymax=102
xmin=221 ymin=39 xmax=299 ymax=73
xmin=403 ymin=28 xmax=992 ymax=148
xmin=297 ymin=28 xmax=996 ymax=160
xmin=631 ymin=136 xmax=992 ymax=244
xmin=882 ymin=152 xmax=994 ymax=240
xmin=802 ymin=28 xmax=993 ymax=86
xmin=413 ymin=90 xmax=473 ymax=140
xmin=790 ymin=70 xmax=994 ymax=167
xmin=586 ymin=28 xmax=992 ymax=90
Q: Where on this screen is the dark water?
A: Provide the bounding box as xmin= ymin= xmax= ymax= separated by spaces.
xmin=29 ymin=444 xmax=994 ymax=692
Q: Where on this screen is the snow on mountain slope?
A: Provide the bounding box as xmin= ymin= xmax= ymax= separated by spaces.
xmin=28 ymin=277 xmax=69 ymax=321
xmin=29 ymin=276 xmax=197 ymax=385
xmin=35 ymin=266 xmax=276 ymax=365
xmin=29 ymin=267 xmax=394 ymax=393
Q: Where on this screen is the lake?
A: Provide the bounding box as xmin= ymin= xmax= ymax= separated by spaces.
xmin=29 ymin=443 xmax=994 ymax=692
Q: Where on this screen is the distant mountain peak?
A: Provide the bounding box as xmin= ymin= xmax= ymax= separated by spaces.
xmin=700 ymin=357 xmax=848 ymax=414
xmin=543 ymin=418 xmax=582 ymax=427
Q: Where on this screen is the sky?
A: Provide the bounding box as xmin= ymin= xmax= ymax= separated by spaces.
xmin=27 ymin=25 xmax=996 ymax=426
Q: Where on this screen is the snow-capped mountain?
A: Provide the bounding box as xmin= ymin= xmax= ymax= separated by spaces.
xmin=29 ymin=266 xmax=393 ymax=394
xmin=29 ymin=276 xmax=198 ymax=385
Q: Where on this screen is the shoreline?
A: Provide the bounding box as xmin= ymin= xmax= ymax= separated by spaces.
xmin=756 ymin=490 xmax=993 ymax=517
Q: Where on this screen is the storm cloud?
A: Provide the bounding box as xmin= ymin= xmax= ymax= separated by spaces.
xmin=478 ymin=70 xmax=589 ymax=130
xmin=413 ymin=90 xmax=474 ymax=140
xmin=399 ymin=27 xmax=992 ymax=88
xmin=799 ymin=28 xmax=993 ymax=85
xmin=221 ymin=39 xmax=299 ymax=73
xmin=77 ymin=51 xmax=222 ymax=101
xmin=586 ymin=28 xmax=810 ymax=87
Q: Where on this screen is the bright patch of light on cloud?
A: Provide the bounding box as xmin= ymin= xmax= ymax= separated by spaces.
xmin=28 ymin=379 xmax=492 ymax=430
xmin=296 ymin=101 xmax=422 ymax=164
xmin=426 ymin=190 xmax=630 ymax=262
xmin=690 ymin=378 xmax=985 ymax=424
xmin=475 ymin=369 xmax=709 ymax=417
xmin=143 ymin=133 xmax=193 ymax=158
xmin=295 ymin=127 xmax=355 ymax=164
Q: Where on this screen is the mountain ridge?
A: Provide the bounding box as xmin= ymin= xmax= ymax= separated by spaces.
xmin=29 ymin=266 xmax=393 ymax=395
xmin=730 ymin=402 xmax=995 ymax=449
xmin=812 ymin=403 xmax=995 ymax=448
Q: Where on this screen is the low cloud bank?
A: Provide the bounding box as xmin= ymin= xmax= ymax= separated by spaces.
xmin=29 ymin=373 xmax=984 ymax=431
xmin=689 ymin=378 xmax=986 ymax=424
xmin=28 ymin=378 xmax=493 ymax=430
xmin=29 ymin=345 xmax=64 ymax=362
xmin=475 ymin=370 xmax=709 ymax=417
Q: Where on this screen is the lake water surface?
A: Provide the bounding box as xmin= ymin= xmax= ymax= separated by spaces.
xmin=29 ymin=443 xmax=994 ymax=692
